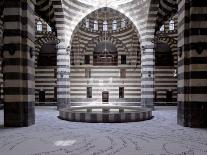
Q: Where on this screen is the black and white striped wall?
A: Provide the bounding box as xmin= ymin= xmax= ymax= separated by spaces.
xmin=177 ymin=0 xmax=207 ymax=127
xmin=3 ymin=0 xmax=36 ymax=127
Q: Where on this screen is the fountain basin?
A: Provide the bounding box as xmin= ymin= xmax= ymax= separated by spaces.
xmin=59 ymin=105 xmax=152 ymax=123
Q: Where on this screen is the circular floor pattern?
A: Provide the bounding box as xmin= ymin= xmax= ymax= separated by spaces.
xmin=0 ymin=106 xmax=207 ymax=155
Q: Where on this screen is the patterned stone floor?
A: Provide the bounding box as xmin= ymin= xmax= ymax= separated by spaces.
xmin=0 ymin=106 xmax=207 ymax=155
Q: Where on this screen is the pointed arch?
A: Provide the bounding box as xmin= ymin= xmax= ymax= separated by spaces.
xmin=35 ymin=32 xmax=60 ymax=65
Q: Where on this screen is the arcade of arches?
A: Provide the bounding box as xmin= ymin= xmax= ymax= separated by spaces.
xmin=0 ymin=0 xmax=207 ymax=127
xmin=0 ymin=0 xmax=207 ymax=154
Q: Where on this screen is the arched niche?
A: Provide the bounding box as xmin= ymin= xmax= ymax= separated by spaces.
xmin=93 ymin=41 xmax=118 ymax=66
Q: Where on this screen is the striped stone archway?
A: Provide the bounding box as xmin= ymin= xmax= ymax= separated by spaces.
xmin=155 ymin=0 xmax=177 ymax=31
xmin=59 ymin=3 xmax=146 ymax=109
xmin=35 ymin=32 xmax=60 ymax=66
xmin=141 ymin=0 xmax=178 ymax=109
xmin=84 ymin=35 xmax=129 ymax=54
xmin=152 ymin=33 xmax=178 ymax=66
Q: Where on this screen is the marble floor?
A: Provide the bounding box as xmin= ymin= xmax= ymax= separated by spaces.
xmin=0 ymin=106 xmax=207 ymax=155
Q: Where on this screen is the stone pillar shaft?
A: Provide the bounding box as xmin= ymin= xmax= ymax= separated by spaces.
xmin=3 ymin=0 xmax=35 ymax=127
xmin=56 ymin=44 xmax=70 ymax=109
xmin=141 ymin=43 xmax=155 ymax=110
xmin=177 ymin=0 xmax=207 ymax=127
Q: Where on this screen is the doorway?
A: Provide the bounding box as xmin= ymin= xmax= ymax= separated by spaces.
xmin=102 ymin=91 xmax=109 ymax=103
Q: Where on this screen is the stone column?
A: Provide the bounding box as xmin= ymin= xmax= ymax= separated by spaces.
xmin=177 ymin=0 xmax=207 ymax=127
xmin=140 ymin=42 xmax=155 ymax=110
xmin=3 ymin=0 xmax=35 ymax=127
xmin=56 ymin=44 xmax=70 ymax=109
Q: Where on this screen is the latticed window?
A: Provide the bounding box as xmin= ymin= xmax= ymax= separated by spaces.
xmin=86 ymin=19 xmax=89 ymax=28
xmin=94 ymin=20 xmax=98 ymax=30
xmin=85 ymin=68 xmax=91 ymax=78
xmin=85 ymin=55 xmax=90 ymax=64
xmin=121 ymin=55 xmax=126 ymax=64
xmin=169 ymin=20 xmax=175 ymax=31
xmin=120 ymin=69 xmax=126 ymax=78
xmin=47 ymin=24 xmax=51 ymax=32
xmin=103 ymin=20 xmax=108 ymax=31
xmin=160 ymin=25 xmax=165 ymax=32
xmin=87 ymin=87 xmax=92 ymax=98
xmin=112 ymin=20 xmax=117 ymax=30
xmin=37 ymin=21 xmax=43 ymax=32
xmin=121 ymin=19 xmax=126 ymax=28
xmin=119 ymin=87 xmax=124 ymax=98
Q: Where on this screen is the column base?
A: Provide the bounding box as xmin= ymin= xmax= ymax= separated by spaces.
xmin=177 ymin=102 xmax=207 ymax=128
xmin=141 ymin=98 xmax=154 ymax=110
xmin=57 ymin=98 xmax=70 ymax=110
xmin=4 ymin=102 xmax=35 ymax=127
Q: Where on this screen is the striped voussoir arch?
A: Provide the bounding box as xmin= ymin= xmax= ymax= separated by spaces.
xmin=85 ymin=35 xmax=129 ymax=54
xmin=52 ymin=0 xmax=179 ymax=109
xmin=35 ymin=31 xmax=60 ymax=65
xmin=70 ymin=19 xmax=140 ymax=66
xmin=35 ymin=0 xmax=56 ymax=32
xmin=153 ymin=32 xmax=178 ymax=66
xmin=156 ymin=0 xmax=177 ymax=30
xmin=60 ymin=0 xmax=150 ymax=46
xmin=3 ymin=0 xmax=36 ymax=127
xmin=177 ymin=0 xmax=207 ymax=127
xmin=52 ymin=0 xmax=153 ymax=108
xmin=140 ymin=0 xmax=179 ymax=109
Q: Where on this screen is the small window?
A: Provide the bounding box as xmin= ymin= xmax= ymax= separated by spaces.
xmin=47 ymin=24 xmax=51 ymax=32
xmin=119 ymin=87 xmax=124 ymax=98
xmin=120 ymin=69 xmax=126 ymax=78
xmin=103 ymin=20 xmax=108 ymax=31
xmin=85 ymin=68 xmax=91 ymax=78
xmin=169 ymin=20 xmax=175 ymax=31
xmin=86 ymin=19 xmax=89 ymax=28
xmin=94 ymin=20 xmax=98 ymax=30
xmin=112 ymin=20 xmax=117 ymax=31
xmin=121 ymin=19 xmax=126 ymax=28
xmin=121 ymin=55 xmax=126 ymax=64
xmin=85 ymin=55 xmax=90 ymax=64
xmin=160 ymin=25 xmax=165 ymax=32
xmin=87 ymin=87 xmax=92 ymax=98
xmin=37 ymin=21 xmax=43 ymax=32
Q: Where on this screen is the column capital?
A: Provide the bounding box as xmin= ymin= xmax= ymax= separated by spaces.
xmin=56 ymin=45 xmax=71 ymax=51
xmin=141 ymin=44 xmax=155 ymax=50
xmin=56 ymin=45 xmax=67 ymax=50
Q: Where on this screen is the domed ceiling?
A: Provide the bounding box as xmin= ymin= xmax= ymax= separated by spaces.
xmin=78 ymin=0 xmax=135 ymax=6
xmin=86 ymin=7 xmax=127 ymax=21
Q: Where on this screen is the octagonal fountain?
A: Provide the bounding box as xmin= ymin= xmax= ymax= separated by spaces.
xmin=58 ymin=105 xmax=152 ymax=123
